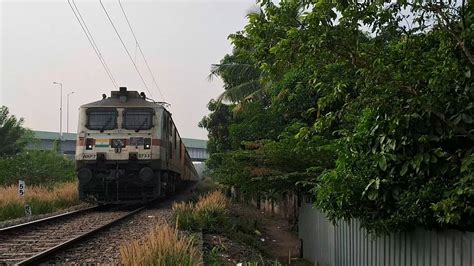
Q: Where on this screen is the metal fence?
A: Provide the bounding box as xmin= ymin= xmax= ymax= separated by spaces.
xmin=298 ymin=202 xmax=474 ymax=266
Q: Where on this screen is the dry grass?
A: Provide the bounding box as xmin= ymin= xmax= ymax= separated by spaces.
xmin=173 ymin=191 xmax=229 ymax=232
xmin=194 ymin=190 xmax=228 ymax=213
xmin=120 ymin=223 xmax=202 ymax=266
xmin=0 ymin=182 xmax=80 ymax=221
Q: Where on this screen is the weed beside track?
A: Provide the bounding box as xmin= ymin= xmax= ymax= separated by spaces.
xmin=0 ymin=182 xmax=80 ymax=221
xmin=120 ymin=223 xmax=202 ymax=266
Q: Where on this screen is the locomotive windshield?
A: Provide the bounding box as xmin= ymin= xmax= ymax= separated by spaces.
xmin=86 ymin=109 xmax=117 ymax=131
xmin=123 ymin=109 xmax=153 ymax=131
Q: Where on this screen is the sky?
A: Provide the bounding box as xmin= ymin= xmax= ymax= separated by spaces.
xmin=0 ymin=0 xmax=255 ymax=139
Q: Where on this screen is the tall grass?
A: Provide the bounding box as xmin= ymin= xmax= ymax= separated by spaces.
xmin=0 ymin=182 xmax=80 ymax=221
xmin=120 ymin=192 xmax=227 ymax=265
xmin=195 ymin=190 xmax=228 ymax=213
xmin=173 ymin=191 xmax=229 ymax=232
xmin=120 ymin=223 xmax=202 ymax=266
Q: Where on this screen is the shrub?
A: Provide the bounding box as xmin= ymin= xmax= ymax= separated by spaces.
xmin=173 ymin=202 xmax=201 ymax=232
xmin=0 ymin=150 xmax=75 ymax=186
xmin=173 ymin=191 xmax=229 ymax=232
xmin=0 ymin=182 xmax=80 ymax=221
xmin=194 ymin=176 xmax=221 ymax=195
xmin=120 ymin=223 xmax=202 ymax=266
xmin=195 ymin=191 xmax=228 ymax=232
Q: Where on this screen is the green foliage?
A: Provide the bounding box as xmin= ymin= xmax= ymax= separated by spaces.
xmin=174 ymin=202 xmax=202 ymax=232
xmin=173 ymin=191 xmax=229 ymax=233
xmin=0 ymin=106 xmax=32 ymax=157
xmin=0 ymin=150 xmax=75 ymax=186
xmin=52 ymin=139 xmax=62 ymax=153
xmin=199 ymin=100 xmax=233 ymax=154
xmin=431 ymin=155 xmax=474 ymax=228
xmin=203 ymin=0 xmax=474 ymax=233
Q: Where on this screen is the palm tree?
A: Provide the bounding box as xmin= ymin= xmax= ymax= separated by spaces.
xmin=209 ymin=62 xmax=265 ymax=105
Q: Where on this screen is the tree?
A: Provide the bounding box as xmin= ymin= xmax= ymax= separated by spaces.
xmin=198 ymin=100 xmax=233 ymax=154
xmin=209 ymin=62 xmax=262 ymax=104
xmin=204 ymin=0 xmax=473 ymax=233
xmin=0 ymin=106 xmax=31 ymax=157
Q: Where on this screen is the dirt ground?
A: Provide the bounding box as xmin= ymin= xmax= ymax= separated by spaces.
xmin=232 ymin=203 xmax=302 ymax=263
xmin=203 ymin=202 xmax=310 ymax=265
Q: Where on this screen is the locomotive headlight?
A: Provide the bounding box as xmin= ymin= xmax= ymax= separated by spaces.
xmin=86 ymin=138 xmax=94 ymax=150
xmin=144 ymin=138 xmax=151 ymax=149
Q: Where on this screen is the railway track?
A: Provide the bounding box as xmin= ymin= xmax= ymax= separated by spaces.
xmin=0 ymin=205 xmax=145 ymax=265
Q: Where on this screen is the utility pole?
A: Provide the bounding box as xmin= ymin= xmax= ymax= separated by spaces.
xmin=53 ymin=82 xmax=63 ymax=140
xmin=67 ymin=91 xmax=75 ymax=133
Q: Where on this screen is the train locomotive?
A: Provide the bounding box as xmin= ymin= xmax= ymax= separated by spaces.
xmin=75 ymin=87 xmax=199 ymax=203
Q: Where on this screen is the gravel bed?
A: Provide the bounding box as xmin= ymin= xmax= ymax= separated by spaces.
xmin=0 ymin=203 xmax=93 ymax=230
xmin=0 ymin=209 xmax=128 ymax=265
xmin=47 ymin=187 xmax=197 ymax=264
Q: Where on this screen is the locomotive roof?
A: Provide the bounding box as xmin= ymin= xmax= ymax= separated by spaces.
xmin=81 ymin=88 xmax=165 ymax=109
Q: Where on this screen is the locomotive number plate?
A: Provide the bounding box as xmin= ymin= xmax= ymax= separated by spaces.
xmin=83 ymin=154 xmax=96 ymax=159
xmin=138 ymin=153 xmax=151 ymax=159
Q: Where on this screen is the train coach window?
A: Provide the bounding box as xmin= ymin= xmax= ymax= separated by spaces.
xmin=123 ymin=109 xmax=153 ymax=131
xmin=86 ymin=109 xmax=117 ymax=131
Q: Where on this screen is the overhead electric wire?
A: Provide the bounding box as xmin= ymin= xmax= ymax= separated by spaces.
xmin=99 ymin=0 xmax=154 ymax=99
xmin=71 ymin=0 xmax=118 ymax=88
xmin=67 ymin=0 xmax=118 ymax=89
xmin=118 ymin=0 xmax=166 ymax=101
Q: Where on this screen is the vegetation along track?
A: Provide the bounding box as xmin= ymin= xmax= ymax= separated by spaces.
xmin=0 ymin=205 xmax=145 ymax=265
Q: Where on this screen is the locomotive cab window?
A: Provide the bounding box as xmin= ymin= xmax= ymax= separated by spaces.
xmin=123 ymin=109 xmax=154 ymax=131
xmin=86 ymin=108 xmax=118 ymax=131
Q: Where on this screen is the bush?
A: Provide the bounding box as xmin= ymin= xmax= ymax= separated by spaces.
xmin=194 ymin=176 xmax=221 ymax=195
xmin=173 ymin=202 xmax=201 ymax=232
xmin=0 ymin=150 xmax=75 ymax=186
xmin=120 ymin=223 xmax=202 ymax=266
xmin=0 ymin=182 xmax=80 ymax=221
xmin=195 ymin=191 xmax=229 ymax=232
xmin=173 ymin=191 xmax=229 ymax=232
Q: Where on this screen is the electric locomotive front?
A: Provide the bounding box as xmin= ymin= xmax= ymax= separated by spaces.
xmin=75 ymin=87 xmax=166 ymax=203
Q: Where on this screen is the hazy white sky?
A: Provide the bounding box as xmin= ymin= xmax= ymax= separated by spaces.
xmin=0 ymin=0 xmax=254 ymax=139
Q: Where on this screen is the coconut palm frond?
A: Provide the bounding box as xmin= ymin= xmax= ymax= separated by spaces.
xmin=217 ymin=80 xmax=261 ymax=103
xmin=209 ymin=63 xmax=259 ymax=81
xmin=246 ymin=79 xmax=273 ymax=99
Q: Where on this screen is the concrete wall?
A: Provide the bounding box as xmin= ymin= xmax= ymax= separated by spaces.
xmin=298 ymin=202 xmax=474 ymax=266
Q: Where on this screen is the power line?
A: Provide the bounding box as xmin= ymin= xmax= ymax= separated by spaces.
xmin=71 ymin=0 xmax=118 ymax=88
xmin=99 ymin=0 xmax=153 ymax=99
xmin=118 ymin=0 xmax=166 ymax=101
xmin=67 ymin=0 xmax=118 ymax=89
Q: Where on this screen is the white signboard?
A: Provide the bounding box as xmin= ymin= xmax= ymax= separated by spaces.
xmin=18 ymin=180 xmax=26 ymax=197
xmin=25 ymin=205 xmax=32 ymax=217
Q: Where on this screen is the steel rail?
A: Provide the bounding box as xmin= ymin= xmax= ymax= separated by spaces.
xmin=0 ymin=205 xmax=101 ymax=233
xmin=16 ymin=206 xmax=146 ymax=265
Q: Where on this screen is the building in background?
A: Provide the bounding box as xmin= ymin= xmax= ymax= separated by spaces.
xmin=28 ymin=131 xmax=77 ymax=157
xmin=28 ymin=131 xmax=209 ymax=163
